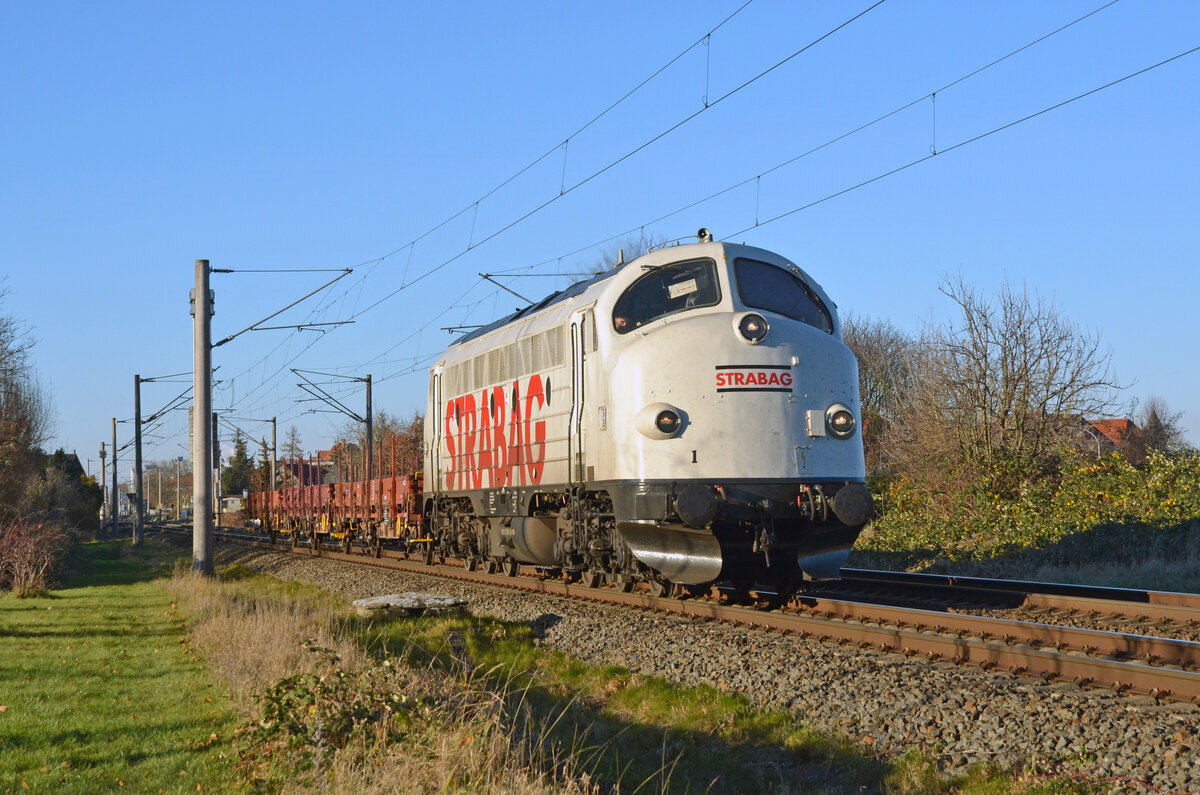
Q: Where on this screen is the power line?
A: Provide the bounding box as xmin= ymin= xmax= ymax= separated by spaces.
xmin=343 ymin=2 xmax=889 ymax=322
xmin=212 ymin=3 xmax=878 ymax=416
xmin=728 ymin=44 xmax=1200 ymax=238
xmin=212 ymin=1 xmax=1168 ymax=437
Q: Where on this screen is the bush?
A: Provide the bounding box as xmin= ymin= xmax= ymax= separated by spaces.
xmin=857 ymin=449 xmax=1200 ymax=568
xmin=0 ymin=519 xmax=69 ymax=595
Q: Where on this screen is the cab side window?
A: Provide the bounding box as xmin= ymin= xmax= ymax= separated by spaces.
xmin=612 ymin=258 xmax=720 ymax=333
xmin=734 ymin=258 xmax=832 ymax=333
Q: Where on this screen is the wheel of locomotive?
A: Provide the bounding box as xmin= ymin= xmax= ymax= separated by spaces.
xmin=648 ymin=576 xmax=672 ymax=599
xmin=484 ymin=558 xmax=499 ymax=575
xmin=503 ymin=557 xmax=519 ymax=577
xmin=580 ymin=569 xmax=603 ymax=589
xmin=464 ymin=556 xmax=478 ymax=572
xmin=607 ymin=572 xmax=635 ymax=593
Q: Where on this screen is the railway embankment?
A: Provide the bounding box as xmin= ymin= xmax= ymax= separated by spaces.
xmin=218 ymin=543 xmax=1200 ymax=792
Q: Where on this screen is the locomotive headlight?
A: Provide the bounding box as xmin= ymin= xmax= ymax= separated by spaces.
xmin=736 ymin=313 xmax=768 ymax=344
xmin=636 ymin=402 xmax=686 ymax=439
xmin=655 ymin=409 xmax=681 ymax=436
xmin=826 ymin=404 xmax=857 ymax=439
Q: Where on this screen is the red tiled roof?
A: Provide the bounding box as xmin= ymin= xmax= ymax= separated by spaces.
xmin=1089 ymin=418 xmax=1135 ymax=445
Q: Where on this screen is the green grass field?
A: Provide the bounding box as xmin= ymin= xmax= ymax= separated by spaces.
xmin=0 ymin=544 xmax=237 ymax=794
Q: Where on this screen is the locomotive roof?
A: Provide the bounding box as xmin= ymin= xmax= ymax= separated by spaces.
xmin=452 ymin=265 xmax=623 ymax=346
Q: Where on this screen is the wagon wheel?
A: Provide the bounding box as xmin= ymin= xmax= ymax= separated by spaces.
xmin=423 ymin=541 xmax=434 ymax=566
xmin=373 ymin=536 xmax=383 ymax=559
xmin=580 ymin=569 xmax=603 ymax=589
xmin=503 ymin=557 xmax=520 ymax=577
xmin=342 ymin=532 xmax=352 ymax=555
xmin=309 ymin=530 xmax=319 ymax=554
xmin=290 ymin=531 xmax=299 ymax=549
xmin=647 ymin=576 xmax=672 ymax=599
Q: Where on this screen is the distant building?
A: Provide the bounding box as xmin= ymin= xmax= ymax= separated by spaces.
xmin=1083 ymin=418 xmax=1145 ymax=462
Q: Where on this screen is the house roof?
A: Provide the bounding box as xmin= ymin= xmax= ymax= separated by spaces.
xmin=1089 ymin=418 xmax=1139 ymax=446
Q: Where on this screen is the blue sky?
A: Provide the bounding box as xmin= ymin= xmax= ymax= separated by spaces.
xmin=1 ymin=0 xmax=1197 ymax=472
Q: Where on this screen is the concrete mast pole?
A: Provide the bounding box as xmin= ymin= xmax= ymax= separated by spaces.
xmin=99 ymin=442 xmax=107 ymax=527
xmin=112 ymin=418 xmax=118 ymax=537
xmin=133 ymin=374 xmax=144 ymax=547
xmin=192 ymin=259 xmax=214 ymax=575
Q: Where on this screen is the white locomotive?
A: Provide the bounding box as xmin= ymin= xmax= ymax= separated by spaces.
xmin=422 ymin=229 xmax=872 ymax=594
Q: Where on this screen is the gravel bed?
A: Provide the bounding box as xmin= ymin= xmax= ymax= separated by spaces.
xmin=216 ymin=547 xmax=1200 ymax=791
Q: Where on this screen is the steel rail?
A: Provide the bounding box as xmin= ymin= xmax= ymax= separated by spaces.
xmin=186 ymin=528 xmax=1200 ymax=704
xmin=842 ymin=568 xmax=1200 ymax=620
xmin=790 ymin=594 xmax=1200 ymax=667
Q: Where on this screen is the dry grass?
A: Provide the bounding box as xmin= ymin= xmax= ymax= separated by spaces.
xmin=164 ymin=564 xmax=366 ymax=710
xmin=166 ymin=564 xmax=604 ymax=793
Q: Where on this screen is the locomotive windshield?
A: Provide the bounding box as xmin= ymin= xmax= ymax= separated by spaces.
xmin=612 ymin=258 xmax=721 ymax=333
xmin=734 ymin=258 xmax=833 ymax=333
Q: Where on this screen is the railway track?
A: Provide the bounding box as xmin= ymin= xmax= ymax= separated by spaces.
xmin=157 ymin=523 xmax=1200 ymax=704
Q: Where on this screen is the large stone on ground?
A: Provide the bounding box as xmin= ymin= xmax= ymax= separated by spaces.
xmin=352 ymin=592 xmax=467 ymax=618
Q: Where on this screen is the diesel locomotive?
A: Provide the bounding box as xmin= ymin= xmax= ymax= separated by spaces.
xmin=422 ymin=229 xmax=872 ymax=594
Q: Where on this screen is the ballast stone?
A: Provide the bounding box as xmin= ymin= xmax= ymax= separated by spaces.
xmin=353 ymin=592 xmax=467 ymax=617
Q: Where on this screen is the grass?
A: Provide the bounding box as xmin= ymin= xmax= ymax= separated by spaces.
xmin=850 ymin=518 xmax=1200 ymax=593
xmin=2 ymin=538 xmax=1113 ymax=793
xmin=0 ymin=542 xmax=238 ymax=794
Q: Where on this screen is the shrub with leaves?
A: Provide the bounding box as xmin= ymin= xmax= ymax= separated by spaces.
xmin=243 ymin=644 xmax=423 ymax=767
xmin=857 ymin=449 xmax=1200 ymax=570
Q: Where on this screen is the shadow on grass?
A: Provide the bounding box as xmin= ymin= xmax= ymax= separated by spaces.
xmin=849 ymin=517 xmax=1200 ymax=594
xmin=353 ymin=612 xmax=888 ymax=794
xmin=57 ymin=539 xmax=185 ymax=590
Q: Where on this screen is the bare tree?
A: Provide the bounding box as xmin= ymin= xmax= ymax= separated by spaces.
xmin=840 ymin=313 xmax=915 ymax=476
xmin=336 ymin=408 xmax=424 ymax=478
xmin=0 ymin=286 xmax=55 ymax=518
xmin=282 ymin=426 xmax=303 ymax=460
xmin=889 ymin=275 xmax=1123 ymax=502
xmin=1137 ymin=395 xmax=1188 ymax=454
xmin=593 ymin=232 xmax=668 ymax=273
xmin=276 ymin=425 xmax=304 ymax=487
